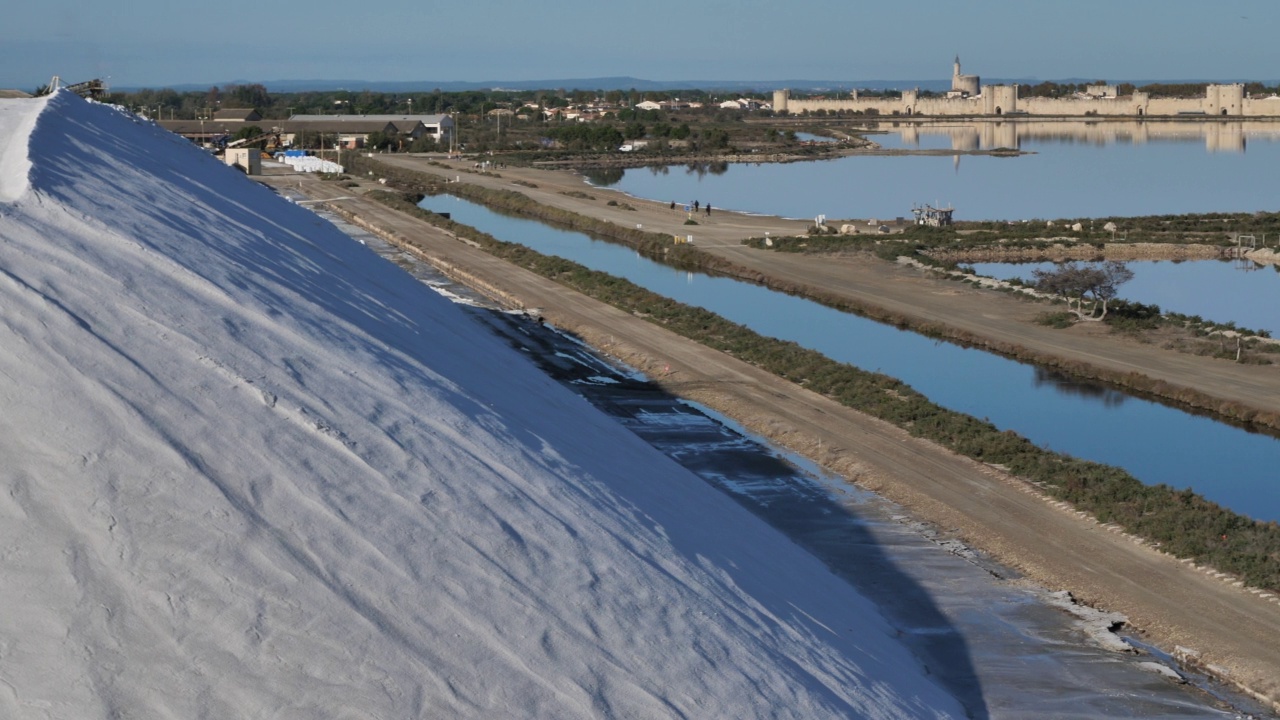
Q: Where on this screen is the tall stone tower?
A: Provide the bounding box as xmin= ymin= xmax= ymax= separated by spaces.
xmin=951 ymin=56 xmax=980 ymax=97
xmin=772 ymin=88 xmax=790 ymax=114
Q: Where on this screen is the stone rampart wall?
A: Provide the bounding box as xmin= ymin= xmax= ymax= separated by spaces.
xmin=775 ymin=83 xmax=1280 ymax=118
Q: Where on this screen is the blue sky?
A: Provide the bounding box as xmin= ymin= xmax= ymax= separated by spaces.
xmin=4 ymin=0 xmax=1278 ymax=90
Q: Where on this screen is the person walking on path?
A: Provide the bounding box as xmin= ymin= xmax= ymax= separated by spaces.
xmin=706 ymin=203 xmax=712 ymax=216
xmin=694 ymin=200 xmax=700 ymax=212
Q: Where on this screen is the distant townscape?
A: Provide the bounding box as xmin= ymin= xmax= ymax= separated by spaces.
xmin=15 ymin=62 xmax=1280 ymax=182
xmin=774 ymin=57 xmax=1278 ymax=117
xmin=158 ymin=108 xmax=456 ymax=156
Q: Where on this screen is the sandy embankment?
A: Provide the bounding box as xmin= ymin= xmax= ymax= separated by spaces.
xmin=1245 ymin=247 xmax=1280 ymax=265
xmin=374 ymin=155 xmax=1280 ymax=425
xmin=265 ymin=167 xmax=1280 ymax=710
xmin=934 ymin=242 xmax=1229 ymax=263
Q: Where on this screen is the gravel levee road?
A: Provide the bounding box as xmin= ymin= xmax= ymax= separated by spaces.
xmin=375 ymin=154 xmax=1280 ymax=421
xmin=263 ymin=166 xmax=1280 ymax=710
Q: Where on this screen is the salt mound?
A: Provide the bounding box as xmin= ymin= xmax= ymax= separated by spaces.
xmin=0 ymin=92 xmax=964 ymax=718
xmin=281 ymin=155 xmax=344 ymax=173
xmin=0 ymin=93 xmax=47 ymax=201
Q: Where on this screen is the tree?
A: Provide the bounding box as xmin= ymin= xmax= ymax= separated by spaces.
xmin=1085 ymin=261 xmax=1135 ymax=320
xmin=699 ymin=128 xmax=730 ymax=149
xmin=1033 ymin=261 xmax=1134 ymax=322
xmin=223 ymin=83 xmax=271 ymax=109
xmin=366 ymin=131 xmax=395 ymax=151
xmin=408 ymin=134 xmax=438 ymax=153
xmin=231 ymin=125 xmax=267 ymax=149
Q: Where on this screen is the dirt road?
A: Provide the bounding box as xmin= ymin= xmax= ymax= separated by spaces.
xmin=263 ymin=169 xmax=1280 ymax=710
xmin=374 ymin=154 xmax=1280 ymax=422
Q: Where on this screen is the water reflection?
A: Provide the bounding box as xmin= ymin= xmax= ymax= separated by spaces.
xmin=598 ymin=122 xmax=1280 ymax=219
xmin=685 ymin=161 xmax=729 ymax=179
xmin=868 ymin=118 xmax=1280 ymax=154
xmin=420 ymin=193 xmax=1280 ymax=522
xmin=324 ymin=199 xmax=1263 ymax=720
xmin=971 ymin=259 xmax=1280 ymax=336
xmin=1032 ymin=367 xmax=1129 ymax=407
xmin=591 ymin=162 xmax=730 ymax=187
xmin=582 ymin=167 xmax=624 ymax=186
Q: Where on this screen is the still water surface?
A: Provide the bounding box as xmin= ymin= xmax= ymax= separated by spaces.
xmin=421 ymin=193 xmax=1280 ymax=522
xmin=970 ymin=259 xmax=1280 ymax=336
xmin=317 ymin=202 xmax=1256 ymax=720
xmin=594 ymin=120 xmax=1280 ymax=221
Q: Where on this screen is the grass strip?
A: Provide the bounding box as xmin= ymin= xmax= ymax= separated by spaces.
xmin=357 ymin=155 xmax=1280 ymax=432
xmin=359 ymin=184 xmax=1280 ymax=594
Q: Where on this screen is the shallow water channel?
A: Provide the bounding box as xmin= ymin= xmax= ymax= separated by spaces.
xmin=969 ymin=259 xmax=1280 ymax=336
xmin=421 ymin=193 xmax=1280 ymax=523
xmin=320 ymin=202 xmax=1263 ymax=719
xmin=593 ymin=120 xmax=1280 ymax=220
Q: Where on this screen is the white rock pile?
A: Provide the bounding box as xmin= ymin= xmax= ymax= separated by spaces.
xmin=282 ymin=155 xmax=344 ymax=173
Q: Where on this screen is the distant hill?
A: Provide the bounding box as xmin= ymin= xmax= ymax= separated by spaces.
xmin=115 ymin=76 xmax=994 ymax=94
xmin=113 ymin=75 xmax=1280 ymax=94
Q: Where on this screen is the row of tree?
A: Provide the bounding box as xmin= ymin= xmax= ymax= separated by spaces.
xmin=102 ymin=79 xmax=1280 ymax=122
xmin=543 ymin=121 xmax=719 ymax=152
xmin=1021 ymin=80 xmax=1280 ymax=99
xmin=99 ymin=85 xmax=774 ymax=122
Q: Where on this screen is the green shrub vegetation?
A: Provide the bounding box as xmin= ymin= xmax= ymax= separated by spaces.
xmin=355 ymin=179 xmax=1280 ymax=594
xmin=1035 ymin=311 xmax=1076 ymax=329
xmin=746 ymin=211 xmax=1280 ymax=254
xmin=354 ymin=154 xmax=1280 ymax=424
xmin=1104 ymin=299 xmax=1164 ymax=332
